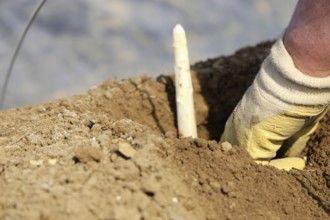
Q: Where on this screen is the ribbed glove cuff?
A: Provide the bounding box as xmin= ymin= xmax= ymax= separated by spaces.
xmin=254 ymin=38 xmax=330 ymax=106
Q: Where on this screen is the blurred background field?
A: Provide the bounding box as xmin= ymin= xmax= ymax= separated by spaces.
xmin=0 ymin=0 xmax=297 ymax=108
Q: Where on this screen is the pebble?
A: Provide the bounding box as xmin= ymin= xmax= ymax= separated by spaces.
xmin=172 ymin=197 xmax=178 ymax=203
xmin=221 ymin=181 xmax=235 ymax=194
xmin=209 ymin=181 xmax=221 ymax=192
xmin=117 ymin=142 xmax=136 ymax=158
xmin=48 ymin=159 xmax=58 ymax=165
xmin=221 ymin=141 xmax=232 ymax=152
xmin=30 ymin=159 xmax=44 ymax=166
xmin=141 ymin=175 xmax=161 ymax=195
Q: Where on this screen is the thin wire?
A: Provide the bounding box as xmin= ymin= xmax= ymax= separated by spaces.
xmin=0 ymin=0 xmax=47 ymax=109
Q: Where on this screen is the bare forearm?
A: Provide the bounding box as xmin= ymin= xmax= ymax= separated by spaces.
xmin=284 ymin=0 xmax=330 ymax=77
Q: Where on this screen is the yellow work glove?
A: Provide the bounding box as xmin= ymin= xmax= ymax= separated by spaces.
xmin=221 ymin=38 xmax=330 ymax=171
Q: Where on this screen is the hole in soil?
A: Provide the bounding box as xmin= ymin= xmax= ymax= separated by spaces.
xmin=144 ymin=191 xmax=155 ymax=197
xmin=192 ymin=41 xmax=273 ymax=140
xmin=72 ymin=156 xmax=80 ymax=163
xmin=87 ymin=120 xmax=96 ymax=129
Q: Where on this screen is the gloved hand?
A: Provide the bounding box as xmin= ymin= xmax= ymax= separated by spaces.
xmin=221 ymin=38 xmax=330 ymax=171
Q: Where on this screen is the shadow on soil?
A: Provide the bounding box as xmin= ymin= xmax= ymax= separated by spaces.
xmin=192 ymin=41 xmax=273 ymax=140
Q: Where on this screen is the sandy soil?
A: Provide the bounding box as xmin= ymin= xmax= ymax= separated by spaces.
xmin=0 ymin=42 xmax=329 ymax=220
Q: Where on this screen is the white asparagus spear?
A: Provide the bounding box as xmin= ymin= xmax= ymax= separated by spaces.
xmin=173 ymin=24 xmax=198 ymax=138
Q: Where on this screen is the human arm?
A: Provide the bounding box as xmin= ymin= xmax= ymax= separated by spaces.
xmin=221 ymin=0 xmax=330 ymax=171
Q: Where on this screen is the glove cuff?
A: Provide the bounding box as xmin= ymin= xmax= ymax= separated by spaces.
xmin=255 ymin=38 xmax=330 ymax=106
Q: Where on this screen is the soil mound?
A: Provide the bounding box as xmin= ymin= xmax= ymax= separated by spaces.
xmin=0 ymin=42 xmax=329 ymax=219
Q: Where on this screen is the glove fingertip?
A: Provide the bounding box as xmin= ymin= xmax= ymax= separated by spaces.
xmin=268 ymin=157 xmax=306 ymax=171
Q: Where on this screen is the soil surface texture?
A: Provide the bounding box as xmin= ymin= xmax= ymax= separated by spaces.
xmin=0 ymin=42 xmax=329 ymax=220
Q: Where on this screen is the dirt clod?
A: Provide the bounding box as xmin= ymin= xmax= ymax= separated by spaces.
xmin=74 ymin=146 xmax=104 ymax=163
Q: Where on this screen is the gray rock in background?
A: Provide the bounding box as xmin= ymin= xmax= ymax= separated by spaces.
xmin=0 ymin=0 xmax=297 ymax=109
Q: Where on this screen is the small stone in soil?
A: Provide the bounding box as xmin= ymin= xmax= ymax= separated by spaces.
xmin=221 ymin=181 xmax=235 ymax=194
xmin=221 ymin=141 xmax=232 ymax=152
xmin=74 ymin=146 xmax=104 ymax=163
xmin=141 ymin=175 xmax=161 ymax=196
xmin=48 ymin=159 xmax=58 ymax=165
xmin=209 ymin=181 xmax=221 ymax=192
xmin=117 ymin=142 xmax=137 ymax=158
xmin=30 ymin=159 xmax=44 ymax=166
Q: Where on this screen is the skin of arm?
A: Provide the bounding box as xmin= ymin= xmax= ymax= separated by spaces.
xmin=284 ymin=0 xmax=330 ymax=78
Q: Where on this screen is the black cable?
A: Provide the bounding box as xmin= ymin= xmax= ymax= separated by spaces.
xmin=0 ymin=0 xmax=47 ymax=109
